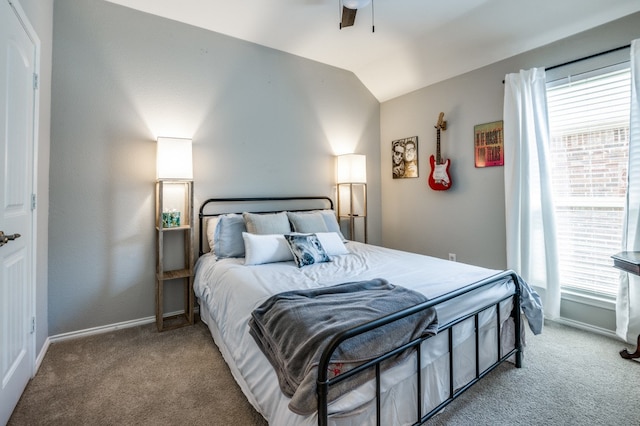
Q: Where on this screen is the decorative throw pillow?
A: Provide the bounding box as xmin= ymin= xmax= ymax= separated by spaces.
xmin=206 ymin=217 xmax=219 ymax=253
xmin=284 ymin=234 xmax=331 ymax=268
xmin=243 ymin=211 xmax=291 ymax=235
xmin=315 ymin=232 xmax=349 ymax=256
xmin=317 ymin=210 xmax=347 ymax=241
xmin=243 ymin=232 xmax=294 ymax=265
xmin=209 ymin=214 xmax=246 ymax=258
xmin=286 ymin=211 xmax=329 ymax=233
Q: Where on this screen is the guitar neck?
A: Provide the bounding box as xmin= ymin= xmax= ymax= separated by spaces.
xmin=436 ymin=129 xmax=441 ymax=164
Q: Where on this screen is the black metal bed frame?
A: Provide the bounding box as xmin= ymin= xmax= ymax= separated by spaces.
xmin=317 ymin=269 xmax=522 ymax=426
xmin=198 ymin=196 xmax=333 ymax=256
xmin=198 ymin=196 xmax=523 ymax=426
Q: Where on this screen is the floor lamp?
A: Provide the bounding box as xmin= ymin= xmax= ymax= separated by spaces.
xmin=336 ymin=154 xmax=367 ymax=242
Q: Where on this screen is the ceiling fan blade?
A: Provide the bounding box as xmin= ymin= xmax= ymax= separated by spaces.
xmin=340 ymin=6 xmax=357 ymax=28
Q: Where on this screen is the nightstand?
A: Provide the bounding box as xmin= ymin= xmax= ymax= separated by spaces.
xmin=612 ymin=251 xmax=640 ymax=360
xmin=155 ymin=180 xmax=194 ymax=331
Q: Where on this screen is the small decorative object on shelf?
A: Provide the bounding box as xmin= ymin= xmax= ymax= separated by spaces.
xmin=336 ymin=154 xmax=367 ymax=243
xmin=155 ymin=137 xmax=194 ymax=332
xmin=162 ymin=209 xmax=181 ymax=228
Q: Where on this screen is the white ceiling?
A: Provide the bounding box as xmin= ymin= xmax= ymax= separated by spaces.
xmin=105 ymin=0 xmax=640 ymax=102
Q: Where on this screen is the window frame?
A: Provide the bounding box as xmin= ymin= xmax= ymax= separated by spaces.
xmin=546 ymin=55 xmax=631 ymax=302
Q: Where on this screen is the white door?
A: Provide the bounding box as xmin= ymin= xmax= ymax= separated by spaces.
xmin=0 ymin=0 xmax=36 ymax=423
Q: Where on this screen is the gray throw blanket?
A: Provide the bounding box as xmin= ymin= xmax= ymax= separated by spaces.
xmin=248 ymin=278 xmax=438 ymax=415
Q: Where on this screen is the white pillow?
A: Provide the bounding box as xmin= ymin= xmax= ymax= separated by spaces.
xmin=206 ymin=217 xmax=218 ymax=252
xmin=315 ymin=232 xmax=349 ymax=255
xmin=242 ymin=232 xmax=294 ymax=265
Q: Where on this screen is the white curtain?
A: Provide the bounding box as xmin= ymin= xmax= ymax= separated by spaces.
xmin=617 ymin=39 xmax=640 ymax=344
xmin=503 ymin=68 xmax=561 ymax=320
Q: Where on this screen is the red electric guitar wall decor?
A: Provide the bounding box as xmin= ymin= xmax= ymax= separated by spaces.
xmin=428 ymin=112 xmax=452 ymax=191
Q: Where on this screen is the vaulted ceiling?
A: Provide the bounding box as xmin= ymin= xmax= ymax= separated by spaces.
xmin=105 ymin=0 xmax=640 ymax=102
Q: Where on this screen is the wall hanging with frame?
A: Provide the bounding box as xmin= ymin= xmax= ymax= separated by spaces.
xmin=474 ymin=120 xmax=504 ymax=168
xmin=391 ymin=136 xmax=418 ymax=179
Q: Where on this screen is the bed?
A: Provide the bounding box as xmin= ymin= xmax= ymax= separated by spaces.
xmin=194 ymin=196 xmax=543 ymax=426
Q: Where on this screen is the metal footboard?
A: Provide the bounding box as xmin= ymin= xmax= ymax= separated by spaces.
xmin=317 ymin=270 xmax=522 ymax=426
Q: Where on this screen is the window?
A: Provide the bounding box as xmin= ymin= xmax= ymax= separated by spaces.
xmin=546 ymin=64 xmax=631 ymax=297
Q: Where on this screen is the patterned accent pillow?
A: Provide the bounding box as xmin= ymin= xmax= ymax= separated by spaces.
xmin=284 ymin=234 xmax=331 ymax=268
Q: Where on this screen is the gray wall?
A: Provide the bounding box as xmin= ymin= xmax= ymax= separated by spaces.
xmin=19 ymin=0 xmax=53 ymax=356
xmin=49 ymin=0 xmax=381 ymax=335
xmin=381 ymin=12 xmax=640 ymax=269
xmin=380 ymin=12 xmax=640 ymax=332
xmin=45 ymin=1 xmax=640 ymax=336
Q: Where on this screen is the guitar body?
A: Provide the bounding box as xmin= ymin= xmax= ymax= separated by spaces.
xmin=429 ymin=112 xmax=452 ymax=191
xmin=428 ymin=155 xmax=451 ymax=191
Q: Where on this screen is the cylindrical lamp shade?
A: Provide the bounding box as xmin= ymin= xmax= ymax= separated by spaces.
xmin=337 ymin=154 xmax=366 ymax=183
xmin=343 ymin=0 xmax=371 ymax=9
xmin=156 ymin=137 xmax=193 ymax=180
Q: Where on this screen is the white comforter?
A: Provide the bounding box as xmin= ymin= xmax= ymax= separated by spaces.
xmin=194 ymin=241 xmax=542 ymax=426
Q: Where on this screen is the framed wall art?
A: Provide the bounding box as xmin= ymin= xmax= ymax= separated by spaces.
xmin=474 ymin=121 xmax=504 ymax=168
xmin=391 ymin=136 xmax=418 ymax=179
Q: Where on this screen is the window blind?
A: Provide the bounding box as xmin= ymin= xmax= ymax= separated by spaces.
xmin=546 ymin=65 xmax=631 ymax=297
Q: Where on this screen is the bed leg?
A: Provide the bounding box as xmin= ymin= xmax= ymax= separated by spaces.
xmin=318 ymin=389 xmax=328 ymax=426
xmin=317 ymin=377 xmax=328 ymax=426
xmin=513 ymin=275 xmax=523 ymax=368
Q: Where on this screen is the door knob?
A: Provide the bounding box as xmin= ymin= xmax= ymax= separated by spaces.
xmin=0 ymin=231 xmax=21 ymax=247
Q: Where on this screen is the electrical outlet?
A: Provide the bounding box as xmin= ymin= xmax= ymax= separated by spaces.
xmin=448 ymin=253 xmax=456 ymax=262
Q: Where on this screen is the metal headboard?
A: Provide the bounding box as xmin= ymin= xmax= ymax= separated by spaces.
xmin=198 ymin=196 xmax=334 ymax=256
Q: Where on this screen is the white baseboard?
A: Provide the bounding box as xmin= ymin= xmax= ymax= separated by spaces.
xmin=48 ymin=315 xmax=157 ymax=344
xmin=553 ymin=317 xmax=619 ymax=340
xmin=35 ymin=337 xmax=50 ymax=373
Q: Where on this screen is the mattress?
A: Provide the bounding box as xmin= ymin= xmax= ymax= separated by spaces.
xmin=194 ymin=241 xmax=542 ymax=425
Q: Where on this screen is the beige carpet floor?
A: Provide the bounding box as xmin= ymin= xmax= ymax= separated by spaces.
xmin=8 ymin=320 xmax=266 ymax=426
xmin=8 ymin=319 xmax=640 ymax=425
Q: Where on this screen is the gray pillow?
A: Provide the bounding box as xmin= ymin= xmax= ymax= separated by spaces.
xmin=286 ymin=211 xmax=329 ymax=233
xmin=243 ymin=211 xmax=291 ymax=234
xmin=212 ymin=214 xmax=246 ymax=258
xmin=317 ymin=210 xmax=346 ymax=241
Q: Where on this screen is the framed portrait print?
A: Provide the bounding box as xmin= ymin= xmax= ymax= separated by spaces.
xmin=474 ymin=121 xmax=504 ymax=168
xmin=392 ymin=136 xmax=419 ymax=178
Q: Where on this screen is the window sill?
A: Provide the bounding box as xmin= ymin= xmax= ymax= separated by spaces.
xmin=561 ymin=289 xmax=615 ymax=311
